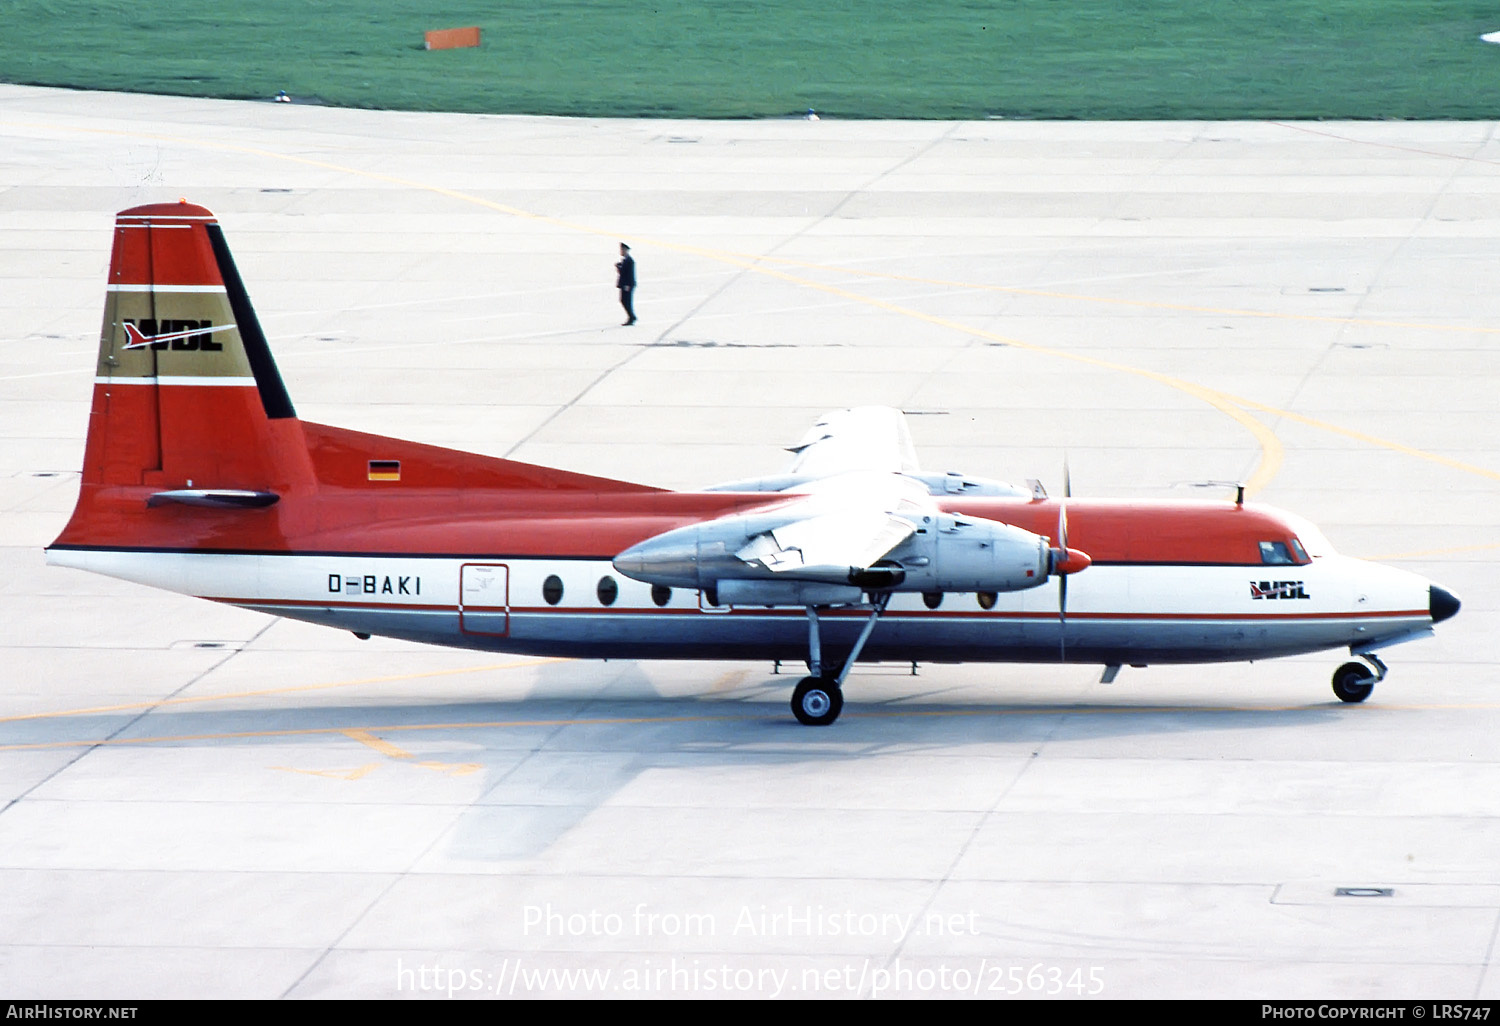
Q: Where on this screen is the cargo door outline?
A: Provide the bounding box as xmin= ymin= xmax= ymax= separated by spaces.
xmin=459 ymin=563 xmax=510 ymax=636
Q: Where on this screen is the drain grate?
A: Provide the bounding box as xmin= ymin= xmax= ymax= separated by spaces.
xmin=169 ymin=640 xmax=242 ymax=652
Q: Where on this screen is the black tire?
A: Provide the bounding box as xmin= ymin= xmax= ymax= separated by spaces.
xmin=1332 ymin=662 xmax=1375 ymax=703
xmin=791 ymin=677 xmax=843 ymax=726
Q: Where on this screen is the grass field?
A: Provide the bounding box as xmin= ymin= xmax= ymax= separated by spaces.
xmin=3 ymin=1 xmax=1500 ymax=119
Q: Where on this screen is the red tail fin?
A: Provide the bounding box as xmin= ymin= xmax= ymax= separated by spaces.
xmin=79 ymin=201 xmax=306 ymax=491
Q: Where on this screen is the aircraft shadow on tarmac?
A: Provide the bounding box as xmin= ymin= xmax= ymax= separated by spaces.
xmin=3 ymin=658 xmax=1350 ymax=862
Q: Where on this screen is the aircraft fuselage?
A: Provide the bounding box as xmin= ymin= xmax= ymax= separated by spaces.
xmin=49 ymin=486 xmax=1448 ymax=668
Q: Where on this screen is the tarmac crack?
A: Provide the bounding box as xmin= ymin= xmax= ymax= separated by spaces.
xmin=0 ymin=618 xmax=278 ymax=822
xmin=1260 ymin=121 xmax=1477 ymax=448
xmin=872 ymin=713 xmax=1068 ymax=994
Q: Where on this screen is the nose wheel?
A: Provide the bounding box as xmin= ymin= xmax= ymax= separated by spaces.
xmin=1332 ymin=657 xmax=1384 ymax=704
xmin=791 ymin=677 xmax=843 ymax=726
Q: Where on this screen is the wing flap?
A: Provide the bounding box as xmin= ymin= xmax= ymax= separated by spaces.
xmin=736 ymin=509 xmax=915 ymax=574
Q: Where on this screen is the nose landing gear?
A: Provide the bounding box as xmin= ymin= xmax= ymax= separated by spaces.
xmin=1332 ymin=653 xmax=1387 ymax=704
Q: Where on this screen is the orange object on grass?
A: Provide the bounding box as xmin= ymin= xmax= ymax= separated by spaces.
xmin=424 ymin=26 xmax=481 ymax=50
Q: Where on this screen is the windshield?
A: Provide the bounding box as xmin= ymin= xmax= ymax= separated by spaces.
xmin=1281 ymin=514 xmax=1335 ymax=558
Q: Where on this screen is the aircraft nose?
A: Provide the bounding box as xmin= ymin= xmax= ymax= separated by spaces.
xmin=1430 ymin=584 xmax=1461 ymax=624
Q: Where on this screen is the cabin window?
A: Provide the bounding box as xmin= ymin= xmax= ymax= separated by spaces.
xmin=597 ymin=576 xmax=619 ymax=606
xmin=1259 ymin=541 xmax=1295 ymax=565
xmin=542 ymin=575 xmax=564 ymax=605
xmin=922 ymin=592 xmax=943 ymax=609
xmin=651 ymin=584 xmax=672 ymax=607
xmin=976 ymin=591 xmax=998 ymax=610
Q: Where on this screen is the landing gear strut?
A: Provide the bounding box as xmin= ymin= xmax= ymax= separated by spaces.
xmin=1332 ymin=653 xmax=1386 ymax=704
xmin=790 ymin=595 xmax=890 ymax=726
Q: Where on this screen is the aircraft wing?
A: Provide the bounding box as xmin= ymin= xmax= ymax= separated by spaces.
xmin=731 ymin=468 xmax=932 ymax=575
xmin=617 ymin=436 xmax=1052 ymax=594
xmin=706 ymin=407 xmax=1028 ymax=498
xmin=785 ymin=406 xmax=920 ymax=477
xmin=736 ymin=506 xmax=916 ymax=573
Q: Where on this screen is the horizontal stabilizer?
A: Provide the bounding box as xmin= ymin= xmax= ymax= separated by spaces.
xmin=145 ymin=489 xmax=280 ymax=509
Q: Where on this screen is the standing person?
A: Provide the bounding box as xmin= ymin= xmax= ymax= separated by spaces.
xmin=615 ymin=243 xmax=636 ymax=325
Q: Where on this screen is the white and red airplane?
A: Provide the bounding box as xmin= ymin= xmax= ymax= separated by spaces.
xmin=46 ymin=202 xmax=1461 ymax=725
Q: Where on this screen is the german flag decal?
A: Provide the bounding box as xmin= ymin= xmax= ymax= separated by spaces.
xmin=368 ymin=460 xmax=401 ymax=482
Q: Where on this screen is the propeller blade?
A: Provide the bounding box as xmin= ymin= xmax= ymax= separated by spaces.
xmin=1058 ymin=456 xmax=1072 ymax=661
xmin=1059 ymin=573 xmax=1068 ymax=661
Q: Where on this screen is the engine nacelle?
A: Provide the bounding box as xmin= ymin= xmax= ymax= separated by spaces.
xmin=612 ymin=512 xmax=814 ymax=590
xmin=613 ymin=511 xmax=1054 ymax=597
xmin=883 ymin=513 xmax=1052 ymax=593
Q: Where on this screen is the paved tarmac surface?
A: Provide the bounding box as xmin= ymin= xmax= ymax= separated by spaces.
xmin=0 ymin=84 xmax=1496 ymax=999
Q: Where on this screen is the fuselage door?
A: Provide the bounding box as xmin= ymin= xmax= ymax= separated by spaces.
xmin=460 ymin=562 xmax=510 ymax=636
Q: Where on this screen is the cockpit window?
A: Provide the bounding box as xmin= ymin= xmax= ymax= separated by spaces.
xmin=1281 ymin=515 xmax=1334 ymax=558
xmin=1259 ymin=541 xmax=1295 ymax=565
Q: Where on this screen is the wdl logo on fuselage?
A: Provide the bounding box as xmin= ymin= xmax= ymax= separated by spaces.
xmin=1251 ymin=581 xmax=1310 ymax=600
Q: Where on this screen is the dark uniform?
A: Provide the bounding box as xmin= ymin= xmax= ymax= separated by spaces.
xmin=616 ymin=246 xmax=636 ymax=325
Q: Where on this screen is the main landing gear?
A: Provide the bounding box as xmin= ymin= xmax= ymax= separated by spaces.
xmin=1332 ymin=653 xmax=1387 ymax=704
xmin=791 ymin=677 xmax=842 ymax=727
xmin=790 ymin=595 xmax=890 ymax=726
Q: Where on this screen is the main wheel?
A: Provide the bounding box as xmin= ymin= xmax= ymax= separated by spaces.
xmin=791 ymin=677 xmax=843 ymax=726
xmin=1332 ymin=662 xmax=1376 ymax=703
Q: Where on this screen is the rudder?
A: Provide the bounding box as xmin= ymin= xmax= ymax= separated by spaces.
xmin=84 ymin=201 xmax=304 ymax=491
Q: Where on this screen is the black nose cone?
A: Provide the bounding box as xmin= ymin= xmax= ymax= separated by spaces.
xmin=1430 ymin=585 xmax=1461 ymax=624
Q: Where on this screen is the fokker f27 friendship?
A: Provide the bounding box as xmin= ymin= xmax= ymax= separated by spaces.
xmin=46 ymin=203 xmax=1461 ymax=725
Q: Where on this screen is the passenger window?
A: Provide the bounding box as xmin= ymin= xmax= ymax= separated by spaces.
xmin=542 ymin=574 xmax=564 ymax=605
xmin=597 ymin=576 xmax=619 ymax=606
xmin=1258 ymin=541 xmax=1294 ymax=565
